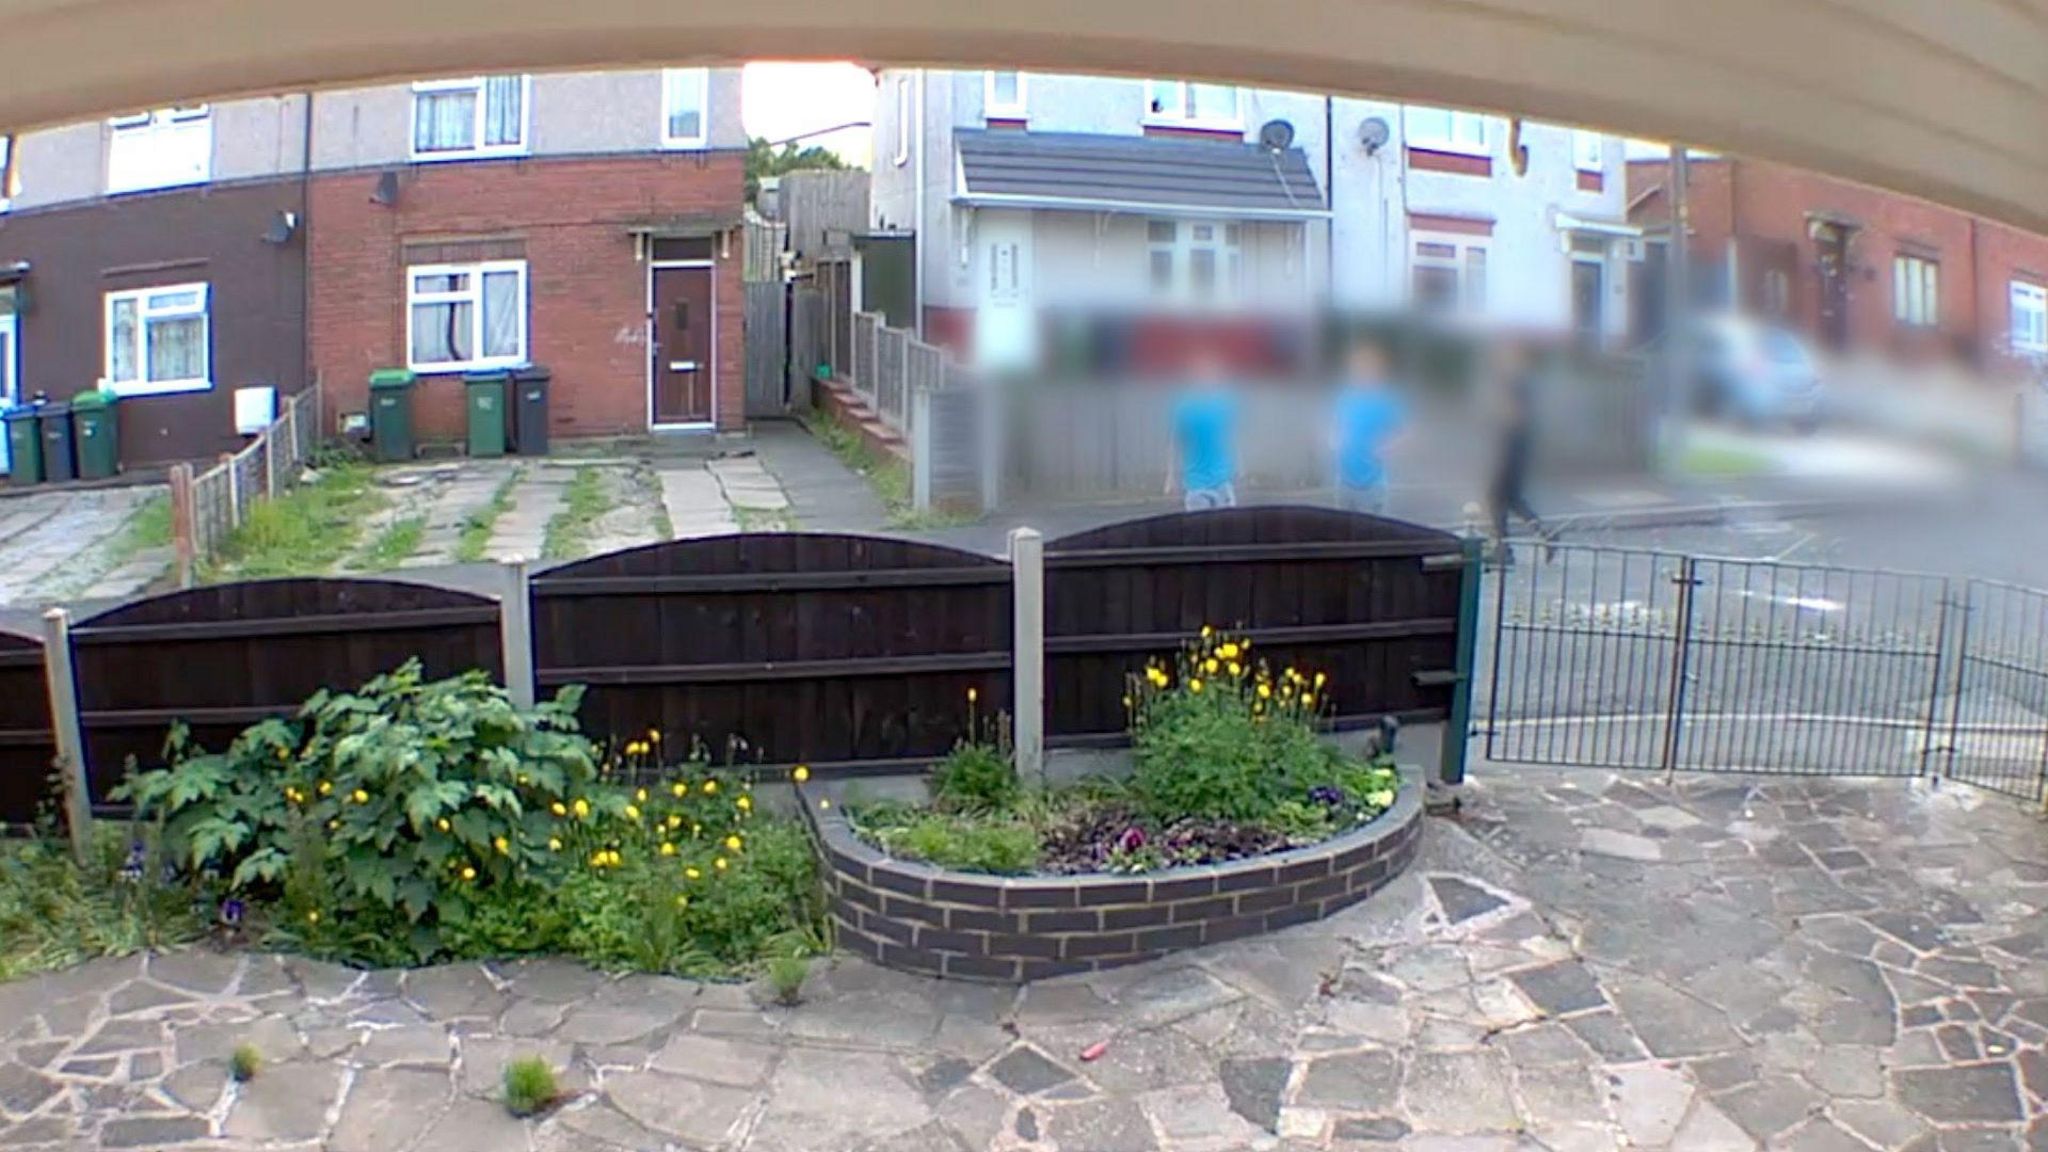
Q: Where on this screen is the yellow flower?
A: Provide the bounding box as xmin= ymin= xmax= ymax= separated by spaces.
xmin=967 ymin=687 xmax=979 ymax=704
xmin=1122 ymin=694 xmax=1133 ymax=708
xmin=573 ymin=798 xmax=590 ymax=819
xmin=1301 ymin=694 xmax=1316 ymax=709
xmin=1228 ymin=662 xmax=1242 ymax=678
xmin=636 ymin=788 xmax=649 ymax=803
xmin=692 ymin=823 xmax=702 ymax=836
xmin=1369 ymin=789 xmax=1395 ymax=808
xmin=819 ymin=799 xmax=832 ymax=810
xmin=351 ymin=789 xmax=370 ymax=805
xmin=676 ymin=895 xmax=689 ymax=909
xmin=625 ymin=805 xmax=642 ymax=822
xmin=725 ymin=835 xmax=743 ymax=851
xmin=1201 ymin=625 xmax=1214 ymax=638
xmin=318 ymin=780 xmax=333 ymax=796
xmin=551 ymin=802 xmax=567 ymax=817
xmin=737 ymin=795 xmax=752 ymax=812
xmin=306 ymin=911 xmax=320 ymax=924
xmin=1315 ymin=672 xmax=1327 ymax=688
xmin=1190 ymin=678 xmax=1204 ymax=693
xmin=590 ymin=852 xmax=606 ymax=867
xmin=793 ymin=765 xmax=810 ymax=783
xmin=606 ymin=850 xmax=623 ymax=866
xmin=673 ymin=782 xmax=688 ymax=798
xmin=461 ymin=866 xmax=477 ymax=881
xmin=1218 ymin=642 xmax=1240 ymax=660
xmin=326 ymin=819 xmax=339 ymax=831
xmin=660 ymin=842 xmax=677 ymax=856
xmin=648 ymin=730 xmax=662 ymax=745
xmin=517 ymin=774 xmax=530 ymax=785
xmin=1204 ymin=658 xmax=1219 ymax=674
xmin=1258 ymin=683 xmax=1272 ymax=699
xmin=494 ymin=836 xmax=510 ymax=855
xmin=703 ymin=780 xmax=719 ymax=795
xmin=436 ymin=818 xmax=452 ymax=833
xmin=685 ymin=867 xmax=702 ymax=880
xmin=667 ymin=814 xmax=683 ymax=830
xmin=548 ymin=837 xmax=562 ymax=852
xmin=714 ymin=857 xmax=729 ymax=871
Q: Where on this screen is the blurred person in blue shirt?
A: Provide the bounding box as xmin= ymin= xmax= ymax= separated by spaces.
xmin=1167 ymin=349 xmax=1240 ymax=511
xmin=1329 ymin=340 xmax=1407 ymax=515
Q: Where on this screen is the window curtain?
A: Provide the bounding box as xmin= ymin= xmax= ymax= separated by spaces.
xmin=481 ymin=271 xmax=522 ymax=359
xmin=414 ymin=89 xmax=477 ymax=152
xmin=147 ymin=315 xmax=205 ymax=382
xmin=484 ymin=77 xmax=523 ymax=147
xmin=109 ymin=299 xmax=139 ymax=382
xmin=411 ymin=301 xmax=470 ymax=364
xmin=666 ymin=71 xmax=704 ymax=140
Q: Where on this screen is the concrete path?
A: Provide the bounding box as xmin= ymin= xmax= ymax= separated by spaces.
xmin=4 ymin=769 xmax=2044 ymax=1151
xmin=0 ymin=485 xmax=170 ymax=608
xmin=751 ymin=422 xmax=891 ymax=535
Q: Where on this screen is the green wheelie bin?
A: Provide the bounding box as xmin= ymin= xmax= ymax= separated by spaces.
xmin=71 ymin=390 xmax=120 ymax=480
xmin=368 ymin=369 xmax=418 ymax=462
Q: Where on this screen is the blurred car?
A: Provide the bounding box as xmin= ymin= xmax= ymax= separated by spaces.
xmin=1686 ymin=316 xmax=1824 ymax=431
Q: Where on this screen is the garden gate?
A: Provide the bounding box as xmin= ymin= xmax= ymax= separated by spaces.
xmin=1482 ymin=544 xmax=2048 ymax=803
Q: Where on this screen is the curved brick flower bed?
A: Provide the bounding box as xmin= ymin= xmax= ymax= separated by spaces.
xmin=799 ymin=771 xmax=1423 ymax=982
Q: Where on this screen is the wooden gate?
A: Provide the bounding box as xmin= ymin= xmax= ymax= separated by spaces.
xmin=744 ymin=279 xmax=789 ymax=419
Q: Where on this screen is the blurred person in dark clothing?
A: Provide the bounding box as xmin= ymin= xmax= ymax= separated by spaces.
xmin=1486 ymin=340 xmax=1553 ymax=566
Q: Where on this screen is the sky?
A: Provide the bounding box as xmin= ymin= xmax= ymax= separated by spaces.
xmin=741 ymin=62 xmax=877 ymax=168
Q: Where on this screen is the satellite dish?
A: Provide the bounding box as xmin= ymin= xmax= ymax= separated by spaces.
xmin=1258 ymin=119 xmax=1296 ymax=151
xmin=1359 ymin=117 xmax=1392 ymax=156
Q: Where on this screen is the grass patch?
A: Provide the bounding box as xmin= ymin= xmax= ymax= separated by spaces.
xmin=1672 ymin=439 xmax=1776 ymax=477
xmin=455 ymin=468 xmax=523 ymax=564
xmin=502 ymin=1056 xmax=559 ymax=1118
xmin=800 ymin=410 xmax=973 ymax=530
xmin=229 ymin=1044 xmax=262 ymax=1083
xmin=120 ymin=494 xmax=174 ymax=554
xmin=0 ymin=828 xmax=204 ymax=983
xmin=210 ymin=463 xmax=386 ymax=580
xmin=766 ymin=953 xmax=810 ymax=1006
xmin=540 ymin=467 xmax=614 ymax=561
xmin=731 ymin=505 xmax=792 ymax=533
xmin=350 ymin=516 xmax=426 ymax=572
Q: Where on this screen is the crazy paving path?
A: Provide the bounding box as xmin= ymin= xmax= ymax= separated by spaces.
xmin=2 ymin=768 xmax=2046 ymax=1151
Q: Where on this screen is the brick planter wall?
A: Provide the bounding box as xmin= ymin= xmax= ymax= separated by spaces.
xmin=800 ymin=772 xmax=1423 ymax=982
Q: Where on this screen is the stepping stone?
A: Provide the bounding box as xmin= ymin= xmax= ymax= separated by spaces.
xmin=1429 ymin=876 xmax=1508 ymax=924
xmin=1510 ymin=962 xmax=1607 ymax=1016
xmin=986 ymin=1045 xmax=1074 ymax=1096
xmin=1891 ymin=1062 xmax=2025 ymax=1124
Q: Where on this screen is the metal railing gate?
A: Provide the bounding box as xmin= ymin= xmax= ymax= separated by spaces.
xmin=1480 ymin=543 xmax=2048 ymax=804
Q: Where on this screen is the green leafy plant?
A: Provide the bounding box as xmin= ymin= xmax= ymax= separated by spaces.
xmin=502 ymin=1056 xmax=559 ymax=1118
xmin=229 ymin=1044 xmax=261 ymax=1082
xmin=930 ymin=693 xmax=1017 ymax=814
xmin=767 ymin=953 xmax=810 ymax=1006
xmin=857 ymin=807 xmax=1039 ymax=875
xmin=0 ymin=826 xmax=204 ymax=982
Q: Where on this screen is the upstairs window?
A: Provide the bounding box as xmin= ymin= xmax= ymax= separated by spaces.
xmin=985 ymin=71 xmax=1027 ymax=119
xmin=1572 ymin=130 xmax=1604 ymax=172
xmin=1144 ymin=81 xmax=1240 ymax=129
xmin=107 ymin=107 xmax=211 ymax=194
xmin=0 ymin=134 xmax=15 ymax=208
xmin=1406 ymin=107 xmax=1488 ymax=156
xmin=411 ymin=77 xmax=528 ymax=160
xmin=2011 ymin=280 xmax=2047 ymax=356
xmin=105 ymin=283 xmax=211 ymax=396
xmin=662 ymin=69 xmax=709 ymax=148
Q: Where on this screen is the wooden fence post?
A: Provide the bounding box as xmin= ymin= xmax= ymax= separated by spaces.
xmin=41 ymin=608 xmax=92 ymax=863
xmin=168 ymin=463 xmax=196 ymax=588
xmin=498 ymin=559 xmax=536 ymax=709
xmin=1009 ymin=527 xmax=1045 ymax=786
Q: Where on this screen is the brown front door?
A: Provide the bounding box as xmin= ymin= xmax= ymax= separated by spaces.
xmin=651 ymin=266 xmax=715 ymax=426
xmin=1813 ymin=223 xmax=1854 ymax=351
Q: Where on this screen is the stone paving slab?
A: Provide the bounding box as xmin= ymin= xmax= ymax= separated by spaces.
xmin=0 ymin=484 xmax=168 ymax=607
xmin=3 ymin=770 xmax=2047 ymax=1150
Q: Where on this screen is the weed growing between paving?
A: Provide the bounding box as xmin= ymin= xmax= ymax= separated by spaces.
xmin=91 ymin=662 xmax=823 ymax=978
xmin=352 ymin=515 xmax=426 ymax=571
xmin=210 ymin=462 xmax=386 ymax=579
xmin=851 ymin=630 xmax=1402 ymax=875
xmin=541 ymin=467 xmax=615 ymax=560
xmin=502 ymin=1056 xmax=558 ymax=1117
xmin=455 ymin=467 xmax=524 ymax=563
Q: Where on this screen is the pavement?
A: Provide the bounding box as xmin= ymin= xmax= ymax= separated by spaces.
xmin=0 ymin=484 xmax=171 ymax=609
xmin=3 ymin=767 xmax=2045 ymax=1151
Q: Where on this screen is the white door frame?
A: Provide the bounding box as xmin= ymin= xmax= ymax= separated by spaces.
xmin=645 ymin=258 xmax=718 ymax=431
xmin=1571 ymin=250 xmax=1607 ymax=338
xmin=0 ymin=311 xmax=16 ymax=473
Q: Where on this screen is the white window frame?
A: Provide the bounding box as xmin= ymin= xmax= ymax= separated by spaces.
xmin=1893 ymin=253 xmax=1939 ymax=328
xmin=660 ymin=68 xmax=710 ymax=149
xmin=1146 ymin=218 xmax=1243 ymax=305
xmin=1143 ymin=80 xmax=1242 ymax=130
xmin=405 ymin=260 xmax=530 ymax=373
xmin=409 ymin=77 xmax=531 ymax=162
xmin=1411 ymin=233 xmax=1489 ymax=316
xmin=984 ymin=71 xmax=1027 ymax=119
xmin=105 ymin=106 xmax=212 ymax=195
xmin=1405 ymin=106 xmax=1489 ymax=156
xmin=1572 ymin=130 xmax=1604 ymax=172
xmin=103 ymin=282 xmax=211 ymax=397
xmin=2012 ymin=280 xmax=2048 ymax=356
xmin=0 ymin=133 xmax=13 ymax=210
xmin=892 ymin=76 xmax=912 ymax=167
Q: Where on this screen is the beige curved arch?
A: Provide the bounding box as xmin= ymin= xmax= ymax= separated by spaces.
xmin=3 ymin=0 xmax=2046 ymax=231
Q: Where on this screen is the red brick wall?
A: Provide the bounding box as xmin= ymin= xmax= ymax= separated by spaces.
xmin=1625 ymin=156 xmax=2048 ymax=367
xmin=310 ymin=152 xmax=746 ymax=442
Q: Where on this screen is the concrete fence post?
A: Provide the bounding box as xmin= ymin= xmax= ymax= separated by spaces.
xmin=221 ymin=452 xmax=241 ymax=529
xmin=1009 ymin=527 xmax=1045 ymax=787
xmin=262 ymin=424 xmax=277 ymax=500
xmin=911 ymin=387 xmax=934 ymax=512
xmin=499 ymin=558 xmax=536 ymax=709
xmin=40 ymin=608 xmax=92 ymax=863
xmin=167 ymin=463 xmax=196 ymax=588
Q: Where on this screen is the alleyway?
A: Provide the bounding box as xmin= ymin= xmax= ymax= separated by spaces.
xmin=2 ymin=768 xmax=2043 ymax=1151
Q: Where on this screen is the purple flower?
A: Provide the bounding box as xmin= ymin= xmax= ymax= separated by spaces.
xmin=1115 ymin=826 xmax=1147 ymax=854
xmin=119 ymin=842 xmax=146 ymax=882
xmin=1308 ymin=785 xmax=1345 ymax=808
xmin=219 ymin=898 xmax=246 ymax=927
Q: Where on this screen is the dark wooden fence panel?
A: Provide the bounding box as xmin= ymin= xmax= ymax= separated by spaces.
xmin=1044 ymin=506 xmax=1464 ymax=744
xmin=0 ymin=625 xmax=54 ymax=827
xmin=70 ymin=579 xmax=502 ymax=804
xmin=532 ymin=534 xmax=1012 ymax=769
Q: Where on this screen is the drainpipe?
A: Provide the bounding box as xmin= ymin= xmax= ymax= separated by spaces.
xmin=299 ymin=91 xmax=314 ymax=407
xmin=1323 ymin=95 xmax=1335 ymax=307
xmin=912 ymin=71 xmax=925 ymax=340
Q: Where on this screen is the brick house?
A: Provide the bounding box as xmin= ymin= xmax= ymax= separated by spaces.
xmin=0 ymin=67 xmax=748 ymax=476
xmin=1627 ymin=155 xmax=2048 ymax=375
